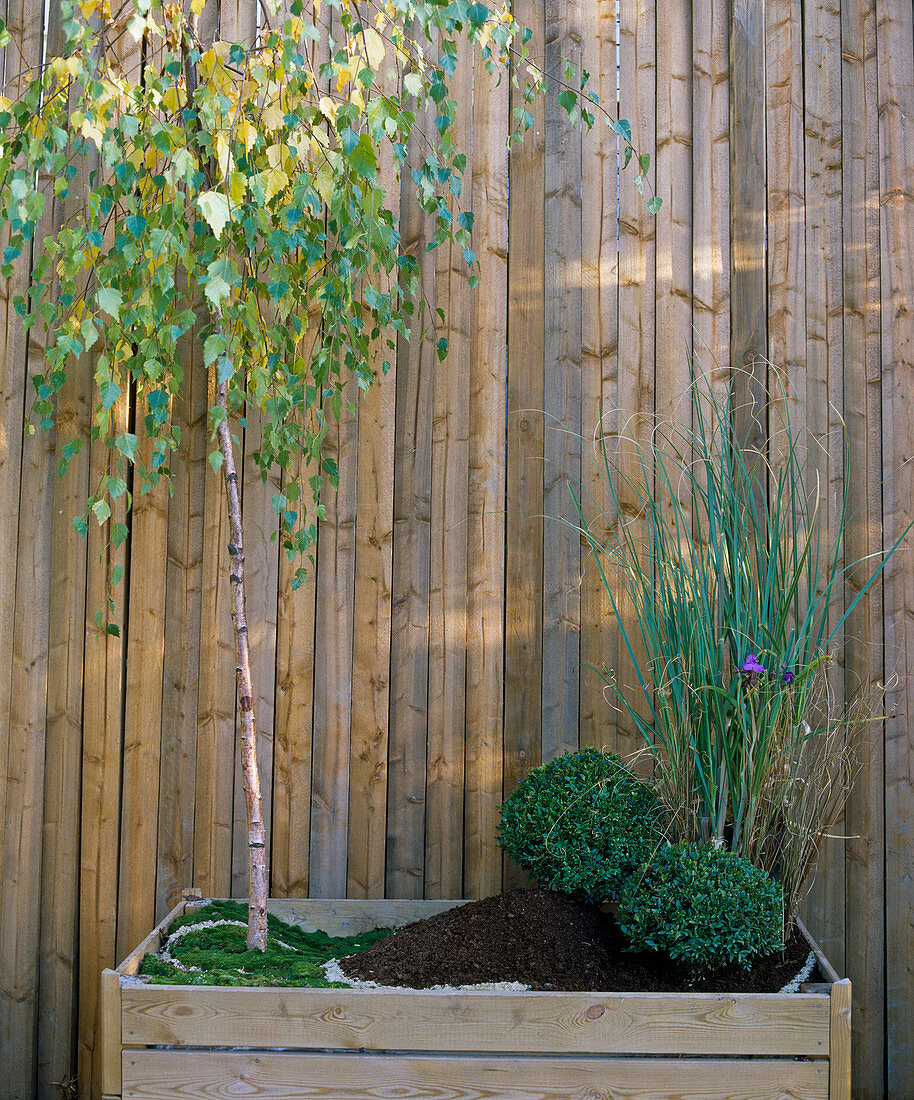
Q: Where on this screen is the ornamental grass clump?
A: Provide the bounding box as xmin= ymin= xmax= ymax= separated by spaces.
xmin=497 ymin=747 xmax=664 ymax=903
xmin=571 ymin=366 xmax=904 ymax=917
xmin=616 ymin=844 xmax=783 ymax=969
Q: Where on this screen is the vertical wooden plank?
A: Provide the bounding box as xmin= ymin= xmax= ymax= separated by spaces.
xmin=463 ymin=43 xmax=509 ymax=899
xmin=541 ymin=0 xmax=582 ymax=763
xmin=765 ymin=0 xmax=806 ymax=385
xmin=385 ymin=71 xmax=437 ymax=901
xmin=116 ymin=422 xmax=170 ymax=960
xmin=801 ymin=0 xmax=846 ymax=973
xmin=272 ymin=0 xmax=327 ymax=902
xmin=616 ymin=0 xmax=656 ymax=754
xmin=1 ymin=330 xmax=55 ymax=1100
xmin=829 ymin=979 xmax=853 ymax=1100
xmin=0 ymin=4 xmax=46 ymax=1089
xmin=347 ymin=373 xmax=394 ymax=898
xmin=729 ymin=1 xmax=767 ymax=455
xmin=113 ymin=0 xmax=180 ymax=943
xmin=307 ymin=5 xmax=356 ymax=894
xmin=193 ymin=367 xmax=237 ymax=900
xmin=654 ymin=0 xmax=692 ymax=423
xmin=38 ymin=334 xmax=90 ymax=1096
xmin=272 ymin=450 xmax=318 ymax=900
xmin=309 ymin=384 xmax=357 ymax=897
xmin=78 ymin=389 xmax=129 ymax=1097
xmin=0 ymin=0 xmax=41 ymax=897
xmin=78 ymin=19 xmax=139 ymax=1090
xmin=654 ymin=0 xmax=692 ymax=732
xmin=272 ymin=0 xmax=324 ymax=894
xmin=877 ymin=0 xmax=914 ymax=1092
xmin=692 ymin=0 xmax=730 ymax=377
xmin=425 ymin=36 xmax=473 ymax=900
xmin=0 ymin=1 xmax=57 ymax=1089
xmin=156 ymin=342 xmax=206 ymax=918
xmin=347 ymin=69 xmax=399 ymax=900
xmin=578 ymin=0 xmax=620 ymax=755
xmin=503 ymin=0 xmax=544 ymax=887
xmin=841 ymin=0 xmax=885 ymax=1092
xmin=30 ymin=3 xmax=86 ymax=1094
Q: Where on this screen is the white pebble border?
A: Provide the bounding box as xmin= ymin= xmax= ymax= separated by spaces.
xmin=778 ymin=950 xmax=816 ymax=994
xmin=160 ymin=919 xmax=296 ymax=974
xmin=322 ymin=958 xmax=529 ymax=992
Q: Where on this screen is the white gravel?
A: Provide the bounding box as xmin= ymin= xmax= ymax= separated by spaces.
xmin=323 ymin=958 xmax=529 ymax=992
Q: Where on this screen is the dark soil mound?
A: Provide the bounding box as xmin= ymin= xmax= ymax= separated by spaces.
xmin=340 ymin=888 xmax=817 ymax=994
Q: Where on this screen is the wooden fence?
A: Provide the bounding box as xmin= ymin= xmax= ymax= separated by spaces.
xmin=0 ymin=0 xmax=912 ymax=1097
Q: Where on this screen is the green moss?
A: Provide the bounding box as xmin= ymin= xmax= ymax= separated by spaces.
xmin=138 ymin=900 xmax=393 ymax=987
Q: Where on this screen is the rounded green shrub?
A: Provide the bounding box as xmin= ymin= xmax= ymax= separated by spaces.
xmin=497 ymin=747 xmax=664 ymax=903
xmin=616 ymin=843 xmax=784 ymax=968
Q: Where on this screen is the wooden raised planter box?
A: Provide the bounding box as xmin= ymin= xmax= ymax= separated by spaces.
xmin=101 ymin=895 xmax=851 ymax=1100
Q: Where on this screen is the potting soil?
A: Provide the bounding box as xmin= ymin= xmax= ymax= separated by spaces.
xmin=339 ymin=887 xmax=819 ymax=994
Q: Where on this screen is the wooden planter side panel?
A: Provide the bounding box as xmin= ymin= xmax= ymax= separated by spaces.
xmin=120 ymin=1050 xmax=830 ymax=1100
xmin=120 ymin=985 xmax=831 ymax=1057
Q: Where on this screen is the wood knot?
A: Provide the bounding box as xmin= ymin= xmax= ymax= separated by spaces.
xmin=586 ymin=1004 xmax=605 ymax=1020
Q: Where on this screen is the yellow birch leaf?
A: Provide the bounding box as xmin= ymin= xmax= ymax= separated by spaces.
xmin=260 ymin=167 xmax=289 ymax=203
xmin=336 ymin=67 xmax=353 ymax=92
xmin=318 ymin=96 xmax=337 ymax=122
xmin=228 ymin=171 xmax=247 ymax=205
xmin=288 ymin=132 xmax=308 ymax=161
xmin=191 ymin=0 xmax=207 ymax=13
xmin=315 ymin=163 xmax=333 ymax=205
xmin=214 ymin=132 xmax=233 ymax=179
xmin=162 ymin=85 xmax=182 ymax=113
xmin=200 ymin=48 xmax=217 ymax=80
xmin=144 ymin=147 xmax=160 ymax=170
xmin=236 ymin=117 xmax=257 ymax=152
xmin=80 ymin=117 xmax=104 ymax=149
xmin=49 ymin=57 xmax=76 ymax=82
xmin=261 ymin=103 xmax=284 ymax=131
xmin=356 ymin=26 xmax=385 ymax=70
xmin=266 ymin=144 xmax=285 ymax=169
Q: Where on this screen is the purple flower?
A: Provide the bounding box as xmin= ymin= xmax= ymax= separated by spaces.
xmin=740 ymin=653 xmax=766 ymax=677
xmin=782 ymin=665 xmax=795 ymax=685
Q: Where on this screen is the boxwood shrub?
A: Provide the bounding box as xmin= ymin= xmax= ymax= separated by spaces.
xmin=616 ymin=843 xmax=784 ymax=968
xmin=497 ymin=747 xmax=664 ymax=903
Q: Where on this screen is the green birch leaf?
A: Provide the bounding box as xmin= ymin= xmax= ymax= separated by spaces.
xmin=96 ymin=287 xmax=122 ymax=318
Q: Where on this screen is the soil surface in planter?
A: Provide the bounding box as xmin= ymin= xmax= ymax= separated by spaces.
xmin=340 ymin=888 xmax=816 ymax=994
